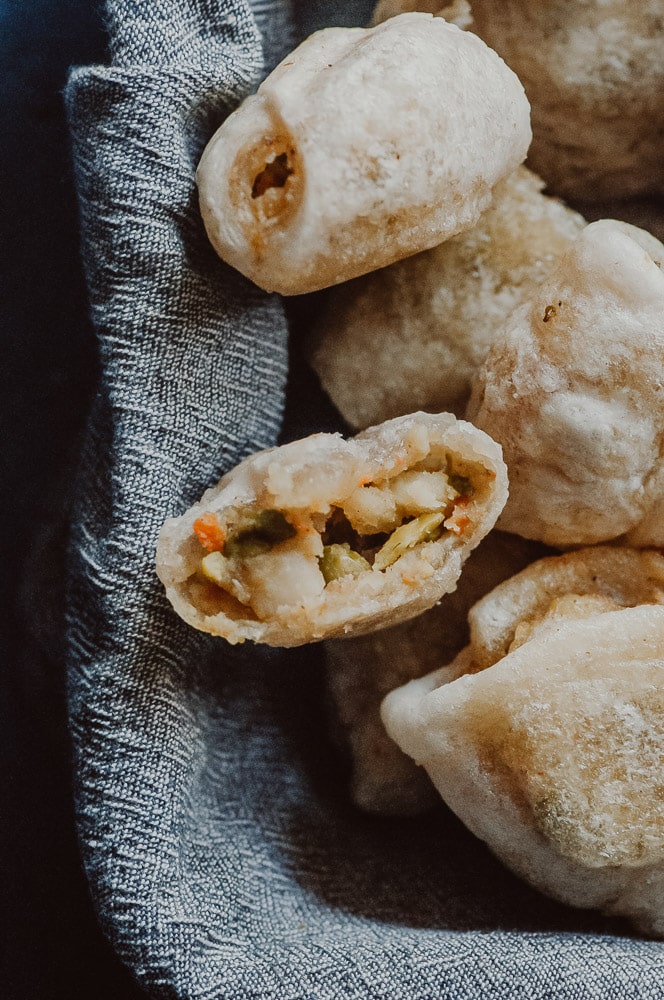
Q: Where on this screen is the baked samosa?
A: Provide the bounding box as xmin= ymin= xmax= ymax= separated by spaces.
xmin=196 ymin=14 xmax=531 ymax=294
xmin=468 ymin=220 xmax=664 ymax=547
xmin=157 ymin=413 xmax=507 ymax=646
xmin=382 ymin=605 xmax=664 ymax=937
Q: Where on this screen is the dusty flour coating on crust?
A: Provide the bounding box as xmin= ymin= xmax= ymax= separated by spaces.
xmin=373 ymin=0 xmax=664 ymax=202
xmin=382 ymin=604 xmax=664 ymax=937
xmin=156 ymin=412 xmax=508 ymax=647
xmin=468 ymin=220 xmax=664 ymax=548
xmin=308 ymin=166 xmax=585 ymax=427
xmin=468 ymin=0 xmax=664 ymax=202
xmin=196 ymin=13 xmax=531 ymax=294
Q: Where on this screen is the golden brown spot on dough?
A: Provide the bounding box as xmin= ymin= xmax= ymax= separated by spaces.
xmin=474 ymin=686 xmax=664 ymax=867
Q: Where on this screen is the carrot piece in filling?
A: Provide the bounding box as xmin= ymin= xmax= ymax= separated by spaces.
xmin=193 ymin=513 xmax=226 ymax=552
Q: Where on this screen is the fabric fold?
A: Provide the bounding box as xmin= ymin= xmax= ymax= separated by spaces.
xmin=65 ymin=0 xmax=290 ymax=986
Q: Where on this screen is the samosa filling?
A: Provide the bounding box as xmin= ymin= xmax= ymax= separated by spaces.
xmin=192 ymin=462 xmax=476 ymax=619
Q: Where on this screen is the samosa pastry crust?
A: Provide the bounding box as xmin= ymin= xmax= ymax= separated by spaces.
xmin=382 ymin=606 xmax=664 ymax=937
xmin=373 ymin=0 xmax=473 ymax=29
xmin=374 ymin=0 xmax=664 ymax=203
xmin=468 ymin=546 xmax=664 ymax=672
xmin=196 ymin=14 xmax=531 ymax=295
xmin=325 ymin=531 xmax=545 ymax=815
xmin=309 ymin=167 xmax=584 ymax=427
xmin=156 ymin=413 xmax=508 ymax=647
xmin=468 ymin=0 xmax=664 ymax=203
xmin=468 ymin=219 xmax=664 ymax=548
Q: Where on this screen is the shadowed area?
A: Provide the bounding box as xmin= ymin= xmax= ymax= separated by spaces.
xmin=1 ymin=1 xmax=147 ymax=996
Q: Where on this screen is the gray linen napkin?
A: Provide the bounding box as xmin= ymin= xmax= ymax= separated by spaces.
xmin=65 ymin=1 xmax=664 ymax=996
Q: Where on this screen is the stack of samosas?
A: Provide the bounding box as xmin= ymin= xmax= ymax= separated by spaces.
xmin=156 ymin=5 xmax=664 ymax=936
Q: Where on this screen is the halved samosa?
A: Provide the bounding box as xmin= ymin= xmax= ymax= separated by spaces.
xmin=156 ymin=413 xmax=507 ymax=646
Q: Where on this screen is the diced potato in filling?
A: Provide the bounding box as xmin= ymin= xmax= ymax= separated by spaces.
xmin=241 ymin=543 xmax=326 ymax=619
xmin=342 ymin=469 xmax=461 ymax=534
xmin=192 ymin=459 xmax=477 ymax=620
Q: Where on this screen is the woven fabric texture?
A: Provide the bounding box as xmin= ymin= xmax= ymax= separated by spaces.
xmin=65 ymin=1 xmax=664 ymax=996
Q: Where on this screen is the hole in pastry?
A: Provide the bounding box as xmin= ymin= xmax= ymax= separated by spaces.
xmin=251 ymin=152 xmax=294 ymax=199
xmin=231 ymin=136 xmax=301 ymax=234
xmin=322 ymin=506 xmax=389 ymax=563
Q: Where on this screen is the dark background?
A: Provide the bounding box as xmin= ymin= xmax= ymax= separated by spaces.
xmin=1 ymin=1 xmax=146 ymax=996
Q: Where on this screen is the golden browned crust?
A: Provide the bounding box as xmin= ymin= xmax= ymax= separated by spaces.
xmin=383 ymin=605 xmax=664 ymax=937
xmin=468 ymin=546 xmax=664 ymax=670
